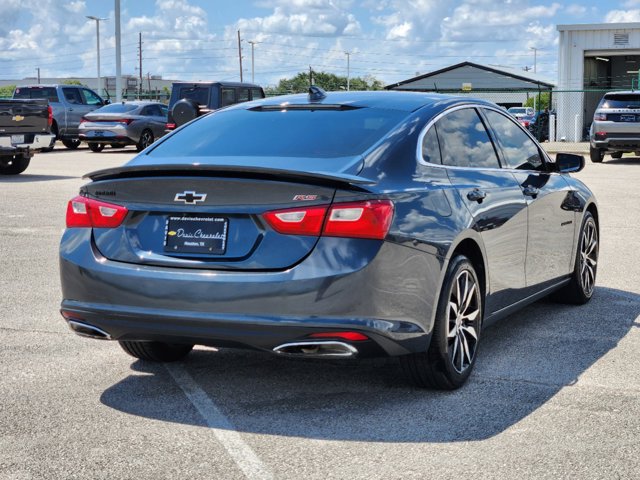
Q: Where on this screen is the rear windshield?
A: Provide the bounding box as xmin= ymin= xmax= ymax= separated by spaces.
xmin=600 ymin=94 xmax=640 ymax=109
xmin=176 ymin=86 xmax=210 ymax=106
xmin=14 ymin=87 xmax=58 ymax=102
xmin=150 ymin=107 xmax=406 ymax=158
xmin=95 ymin=103 xmax=138 ymax=113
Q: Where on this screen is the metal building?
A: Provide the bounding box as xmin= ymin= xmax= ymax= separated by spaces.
xmin=557 ymin=22 xmax=640 ymax=141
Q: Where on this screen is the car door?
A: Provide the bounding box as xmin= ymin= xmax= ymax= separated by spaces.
xmin=141 ymin=104 xmax=167 ymax=139
xmin=61 ymin=87 xmax=85 ymax=136
xmin=434 ymin=107 xmax=528 ymax=314
xmin=482 ymin=107 xmax=576 ymax=288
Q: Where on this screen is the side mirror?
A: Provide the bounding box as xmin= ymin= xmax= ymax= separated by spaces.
xmin=555 ymin=153 xmax=585 ymax=173
xmin=104 ymin=99 xmax=111 ymax=105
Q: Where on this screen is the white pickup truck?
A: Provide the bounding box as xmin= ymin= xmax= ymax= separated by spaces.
xmin=0 ymin=99 xmax=55 ymax=174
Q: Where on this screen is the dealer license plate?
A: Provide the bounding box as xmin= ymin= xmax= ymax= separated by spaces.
xmin=621 ymin=114 xmax=636 ymax=122
xmin=164 ymin=215 xmax=228 ymax=254
xmin=11 ymin=135 xmax=24 ymax=144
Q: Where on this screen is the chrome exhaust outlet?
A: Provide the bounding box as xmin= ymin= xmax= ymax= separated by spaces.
xmin=67 ymin=320 xmax=112 ymax=340
xmin=273 ymin=341 xmax=357 ymax=358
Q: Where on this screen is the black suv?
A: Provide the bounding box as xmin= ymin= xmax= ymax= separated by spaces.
xmin=166 ymin=81 xmax=265 ymax=130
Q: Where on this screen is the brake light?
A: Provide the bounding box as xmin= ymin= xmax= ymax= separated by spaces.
xmin=263 ymin=200 xmax=394 ymax=239
xmin=165 ymin=122 xmax=176 ymax=130
xmin=594 ymin=131 xmax=607 ymax=140
xmin=79 ymin=117 xmax=88 ymax=125
xmin=66 ymin=196 xmax=128 ymax=228
xmin=47 ymin=105 xmax=53 ymax=127
xmin=323 ymin=200 xmax=394 ymax=239
xmin=308 ymin=331 xmax=369 ymax=341
xmin=114 ymin=118 xmax=133 ymax=125
xmin=594 ymin=113 xmax=607 ymax=121
xmin=263 ymin=206 xmax=327 ymax=236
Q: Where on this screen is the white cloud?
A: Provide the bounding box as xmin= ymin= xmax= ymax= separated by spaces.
xmin=605 ymin=9 xmax=640 ymax=22
xmin=565 ymin=4 xmax=587 ymax=16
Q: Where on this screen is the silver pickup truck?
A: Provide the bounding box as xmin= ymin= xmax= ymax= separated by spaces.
xmin=0 ymin=99 xmax=55 ymax=174
xmin=13 ymin=84 xmax=107 ymax=150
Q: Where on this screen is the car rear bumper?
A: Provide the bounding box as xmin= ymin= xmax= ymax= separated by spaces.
xmin=60 ymin=229 xmax=443 ymax=357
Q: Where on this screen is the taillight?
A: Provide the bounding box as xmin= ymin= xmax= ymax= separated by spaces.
xmin=262 ymin=200 xmax=394 ymax=240
xmin=594 ymin=113 xmax=607 ymax=121
xmin=263 ymin=206 xmax=327 ymax=236
xmin=165 ymin=122 xmax=176 ymax=130
xmin=114 ymin=118 xmax=133 ymax=125
xmin=47 ymin=105 xmax=53 ymax=127
xmin=66 ymin=196 xmax=128 ymax=228
xmin=323 ymin=200 xmax=394 ymax=240
xmin=79 ymin=117 xmax=88 ymax=125
xmin=594 ymin=131 xmax=607 ymax=140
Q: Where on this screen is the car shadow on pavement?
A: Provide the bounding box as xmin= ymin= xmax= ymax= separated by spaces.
xmin=100 ymin=286 xmax=638 ymax=442
xmin=0 ymin=174 xmax=77 ymax=182
xmin=603 ymin=157 xmax=640 ymax=165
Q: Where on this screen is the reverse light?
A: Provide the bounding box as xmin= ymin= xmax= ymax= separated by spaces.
xmin=263 ymin=206 xmax=327 ymax=235
xmin=308 ymin=331 xmax=369 ymax=341
xmin=66 ymin=196 xmax=128 ymax=228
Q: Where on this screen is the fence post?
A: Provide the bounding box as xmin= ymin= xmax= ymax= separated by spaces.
xmin=549 ymin=114 xmax=556 ymax=142
xmin=574 ymin=114 xmax=581 ymax=142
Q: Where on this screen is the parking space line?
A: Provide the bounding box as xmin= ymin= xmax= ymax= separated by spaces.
xmin=165 ymin=363 xmax=273 ymax=480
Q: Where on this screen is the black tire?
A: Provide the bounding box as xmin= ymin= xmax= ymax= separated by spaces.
xmin=119 ymin=340 xmax=193 ymax=362
xmin=610 ymin=151 xmax=623 ymax=159
xmin=88 ymin=143 xmax=105 ymax=152
xmin=136 ymin=129 xmax=154 ymax=152
xmin=589 ymin=146 xmax=604 ymax=163
xmin=0 ymin=154 xmax=30 ymax=175
xmin=552 ymin=212 xmax=598 ymax=305
xmin=62 ymin=138 xmax=81 ymax=150
xmin=171 ymin=98 xmax=199 ymax=127
xmin=401 ymin=255 xmax=483 ymax=389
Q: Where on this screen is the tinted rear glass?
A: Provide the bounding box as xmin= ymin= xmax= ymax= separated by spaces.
xmin=177 ymin=86 xmax=210 ymax=105
xmin=95 ymin=103 xmax=138 ymax=113
xmin=600 ymin=94 xmax=640 ymax=108
xmin=14 ymin=87 xmax=58 ymax=102
xmin=150 ymin=107 xmax=405 ymax=158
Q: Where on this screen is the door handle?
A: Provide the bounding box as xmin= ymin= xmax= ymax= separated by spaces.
xmin=523 ymin=185 xmax=539 ymax=197
xmin=467 ymin=189 xmax=486 ymax=203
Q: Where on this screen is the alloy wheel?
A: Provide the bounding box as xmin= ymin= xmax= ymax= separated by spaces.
xmin=447 ymin=270 xmax=480 ymax=373
xmin=580 ymin=220 xmax=598 ymax=297
xmin=141 ymin=131 xmax=153 ymax=149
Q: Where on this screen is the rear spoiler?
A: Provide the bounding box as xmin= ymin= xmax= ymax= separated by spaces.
xmin=84 ymin=164 xmax=376 ymax=187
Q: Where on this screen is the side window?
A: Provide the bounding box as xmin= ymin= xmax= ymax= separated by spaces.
xmin=160 ymin=105 xmax=168 ymax=117
xmin=237 ymin=88 xmax=250 ymax=103
xmin=250 ymin=88 xmax=264 ymax=100
xmin=221 ymin=88 xmax=236 ymax=107
xmin=421 ymin=125 xmax=442 ymax=164
xmin=436 ymin=108 xmax=500 ymax=168
xmin=483 ymin=109 xmax=543 ymax=170
xmin=62 ymin=88 xmax=83 ymax=105
xmin=81 ymin=89 xmax=102 ymax=106
xmin=143 ymin=105 xmax=162 ymax=116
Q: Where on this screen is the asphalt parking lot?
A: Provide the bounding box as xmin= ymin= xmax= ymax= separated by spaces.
xmin=1 ymin=146 xmax=639 ymax=479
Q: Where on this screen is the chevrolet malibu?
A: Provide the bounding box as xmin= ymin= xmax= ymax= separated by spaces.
xmin=59 ymin=89 xmax=598 ymax=389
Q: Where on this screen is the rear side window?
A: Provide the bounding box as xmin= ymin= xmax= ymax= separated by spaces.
xmin=436 ymin=108 xmax=500 ymax=169
xmin=238 ymin=88 xmax=250 ymax=103
xmin=142 ymin=104 xmax=163 ymax=116
xmin=421 ymin=126 xmax=442 ymax=164
xmin=177 ymin=86 xmax=210 ymax=106
xmin=14 ymin=87 xmax=59 ymax=102
xmin=150 ymin=107 xmax=406 ymax=158
xmin=600 ymin=94 xmax=640 ymax=109
xmin=221 ymin=88 xmax=236 ymax=107
xmin=483 ymin=109 xmax=543 ymax=170
xmin=251 ymin=88 xmax=264 ymax=100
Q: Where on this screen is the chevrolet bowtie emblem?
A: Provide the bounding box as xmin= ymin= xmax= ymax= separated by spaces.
xmin=174 ymin=191 xmax=207 ymax=204
xmin=12 ymin=115 xmax=25 ymax=122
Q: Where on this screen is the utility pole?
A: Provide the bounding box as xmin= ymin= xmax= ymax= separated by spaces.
xmin=138 ymin=32 xmax=143 ymax=99
xmin=36 ymin=67 xmax=40 ymax=83
xmin=248 ymin=41 xmax=257 ymax=83
xmin=530 ymin=46 xmax=538 ymax=73
xmin=309 ymin=66 xmax=314 ymax=86
xmin=345 ymin=52 xmax=351 ymax=91
xmin=86 ymin=16 xmax=106 ymax=96
xmin=237 ymin=30 xmax=243 ymax=82
xmin=115 ymin=0 xmax=122 ymax=101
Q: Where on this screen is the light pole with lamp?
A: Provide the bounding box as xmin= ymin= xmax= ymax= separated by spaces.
xmin=86 ymin=16 xmax=107 ymax=97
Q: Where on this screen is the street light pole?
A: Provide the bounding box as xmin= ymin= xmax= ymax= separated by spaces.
xmin=248 ymin=41 xmax=257 ymax=83
xmin=530 ymin=47 xmax=538 ymax=74
xmin=345 ymin=52 xmax=351 ymax=91
xmin=86 ymin=16 xmax=107 ymax=96
xmin=115 ymin=0 xmax=122 ymax=102
xmin=36 ymin=67 xmax=40 ymax=83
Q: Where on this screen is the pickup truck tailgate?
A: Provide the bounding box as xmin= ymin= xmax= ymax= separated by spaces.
xmin=0 ymin=99 xmax=50 ymax=133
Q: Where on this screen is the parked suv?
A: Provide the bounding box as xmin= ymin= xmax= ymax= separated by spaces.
xmin=166 ymin=81 xmax=265 ymax=130
xmin=589 ymin=91 xmax=640 ymax=162
xmin=13 ymin=84 xmax=108 ymax=150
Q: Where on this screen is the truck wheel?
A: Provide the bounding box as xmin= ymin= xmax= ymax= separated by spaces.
xmin=589 ymin=146 xmax=604 ymax=163
xmin=610 ymin=151 xmax=623 ymax=159
xmin=88 ymin=143 xmax=105 ymax=152
xmin=0 ymin=154 xmax=30 ymax=175
xmin=62 ymin=138 xmax=81 ymax=150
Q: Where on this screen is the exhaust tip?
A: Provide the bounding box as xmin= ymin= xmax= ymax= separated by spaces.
xmin=273 ymin=341 xmax=357 ymax=358
xmin=67 ymin=320 xmax=112 ymax=340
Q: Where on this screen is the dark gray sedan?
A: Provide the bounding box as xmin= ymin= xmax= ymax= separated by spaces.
xmin=78 ymin=101 xmax=167 ymax=152
xmin=60 ymin=89 xmax=598 ymax=389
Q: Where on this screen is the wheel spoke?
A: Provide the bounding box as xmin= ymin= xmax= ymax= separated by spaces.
xmin=462 ymin=333 xmax=472 ymax=365
xmin=461 ymin=325 xmax=478 ymax=340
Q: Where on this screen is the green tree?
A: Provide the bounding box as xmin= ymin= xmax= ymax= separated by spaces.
xmin=265 ymin=71 xmax=385 ymax=96
xmin=0 ymin=84 xmax=16 ymax=98
xmin=524 ymin=92 xmax=550 ymax=111
xmin=62 ymin=79 xmax=85 ymax=86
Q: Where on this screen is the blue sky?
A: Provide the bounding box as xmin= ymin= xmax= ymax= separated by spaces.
xmin=1 ymin=0 xmax=639 ymax=87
